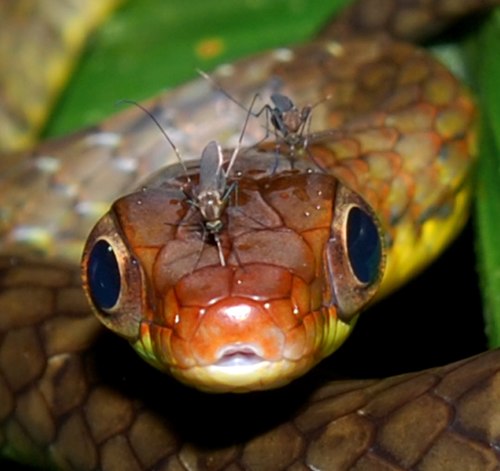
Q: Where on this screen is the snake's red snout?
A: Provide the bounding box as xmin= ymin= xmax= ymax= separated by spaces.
xmin=156 ymin=292 xmax=325 ymax=392
xmin=189 ymin=297 xmax=286 ymax=367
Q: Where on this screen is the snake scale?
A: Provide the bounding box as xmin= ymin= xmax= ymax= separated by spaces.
xmin=1 ymin=0 xmax=500 ymax=469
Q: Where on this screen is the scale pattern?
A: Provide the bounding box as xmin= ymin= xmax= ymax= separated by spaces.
xmin=0 ymin=0 xmax=500 ymax=469
xmin=0 ymin=257 xmax=499 ymax=469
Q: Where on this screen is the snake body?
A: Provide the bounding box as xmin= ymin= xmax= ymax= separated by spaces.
xmin=1 ymin=0 xmax=500 ymax=469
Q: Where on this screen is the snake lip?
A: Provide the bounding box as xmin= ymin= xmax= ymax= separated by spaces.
xmin=216 ymin=345 xmax=264 ymax=367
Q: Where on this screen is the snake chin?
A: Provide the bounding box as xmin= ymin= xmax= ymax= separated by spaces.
xmin=170 ymin=356 xmax=314 ymax=393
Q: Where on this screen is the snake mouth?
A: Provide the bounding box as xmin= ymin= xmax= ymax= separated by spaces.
xmin=216 ymin=344 xmax=265 ymax=367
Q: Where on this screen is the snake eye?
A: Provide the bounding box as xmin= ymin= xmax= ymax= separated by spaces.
xmin=346 ymin=206 xmax=382 ymax=284
xmin=82 ymin=212 xmax=144 ymax=341
xmin=87 ymin=239 xmax=121 ymax=310
xmin=326 ymin=184 xmax=385 ymax=321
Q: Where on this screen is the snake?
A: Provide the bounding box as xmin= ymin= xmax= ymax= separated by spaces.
xmin=1 ymin=0 xmax=500 ymax=469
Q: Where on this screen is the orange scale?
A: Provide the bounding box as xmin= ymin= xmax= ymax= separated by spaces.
xmin=283 ymin=323 xmax=307 ymax=361
xmin=349 ymin=111 xmax=387 ymax=129
xmin=174 ymin=306 xmax=204 ymax=341
xmin=387 ymin=102 xmax=436 ymax=134
xmin=365 ymin=151 xmax=399 ymax=181
xmin=385 ymin=171 xmax=414 ymax=216
xmin=170 ymin=334 xmax=197 ymax=369
xmin=377 ymin=180 xmax=393 ymax=202
xmin=291 ymin=275 xmax=311 ymax=318
xmin=437 ymin=141 xmax=470 ymax=184
xmin=232 ymin=264 xmax=292 ymax=301
xmin=435 ymin=106 xmax=470 ymax=140
xmin=138 ymin=302 xmax=155 ymax=325
xmin=114 ymin=190 xmax=177 ymax=246
xmin=301 ymin=310 xmax=322 ymax=355
xmin=330 ymin=166 xmax=359 ymax=194
xmin=343 ymin=157 xmax=370 ymax=179
xmin=174 ymin=266 xmax=232 ymax=307
xmin=412 ymin=171 xmax=439 ymax=207
xmin=308 ymin=277 xmax=324 ymax=313
xmin=132 ymin=246 xmax=159 ymax=284
xmin=325 ymin=137 xmax=361 ymax=160
xmin=161 ymin=288 xmax=180 ymax=328
xmin=455 ymin=94 xmax=476 ymax=117
xmin=353 ymin=127 xmax=399 ymax=154
xmin=397 ymin=131 xmax=442 ymax=172
xmin=264 ymin=298 xmax=298 ymax=331
xmin=307 ymin=144 xmax=337 ymax=170
xmin=190 ymin=298 xmax=285 ymax=365
xmin=235 ymin=229 xmax=315 ymax=283
xmin=301 ymin=229 xmax=329 ymax=274
xmin=149 ymin=324 xmax=174 ymax=368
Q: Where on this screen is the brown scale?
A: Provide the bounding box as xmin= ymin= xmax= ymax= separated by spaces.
xmin=1 ymin=0 xmax=500 ymax=469
xmin=0 ymin=258 xmax=498 ymax=469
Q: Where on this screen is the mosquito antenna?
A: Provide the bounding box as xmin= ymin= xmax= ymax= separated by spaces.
xmin=199 ymin=69 xmax=286 ymax=154
xmin=117 ymin=99 xmax=190 ymax=179
xmin=225 ymin=92 xmax=260 ymax=176
xmin=310 ymin=93 xmax=332 ymax=110
xmin=197 ymin=69 xmax=262 ymax=115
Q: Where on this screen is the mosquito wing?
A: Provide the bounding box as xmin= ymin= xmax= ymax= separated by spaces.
xmin=199 ymin=140 xmax=225 ymax=194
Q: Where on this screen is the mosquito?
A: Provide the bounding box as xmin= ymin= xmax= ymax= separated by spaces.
xmin=119 ymin=98 xmax=252 ymax=267
xmin=183 ymin=139 xmax=239 ymax=266
xmin=199 ymin=69 xmax=329 ymax=165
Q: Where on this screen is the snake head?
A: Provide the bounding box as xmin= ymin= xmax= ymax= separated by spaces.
xmin=81 ymin=150 xmax=385 ymax=392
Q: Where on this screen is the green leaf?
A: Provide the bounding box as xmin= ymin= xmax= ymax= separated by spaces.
xmin=43 ymin=0 xmax=349 ymax=137
xmin=468 ymin=8 xmax=500 ymax=347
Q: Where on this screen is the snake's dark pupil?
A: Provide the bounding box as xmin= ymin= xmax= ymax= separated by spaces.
xmin=88 ymin=240 xmax=121 ymax=310
xmin=346 ymin=207 xmax=381 ymax=284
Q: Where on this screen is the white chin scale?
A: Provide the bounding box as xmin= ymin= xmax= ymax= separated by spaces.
xmin=171 ymin=356 xmax=314 ymax=393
